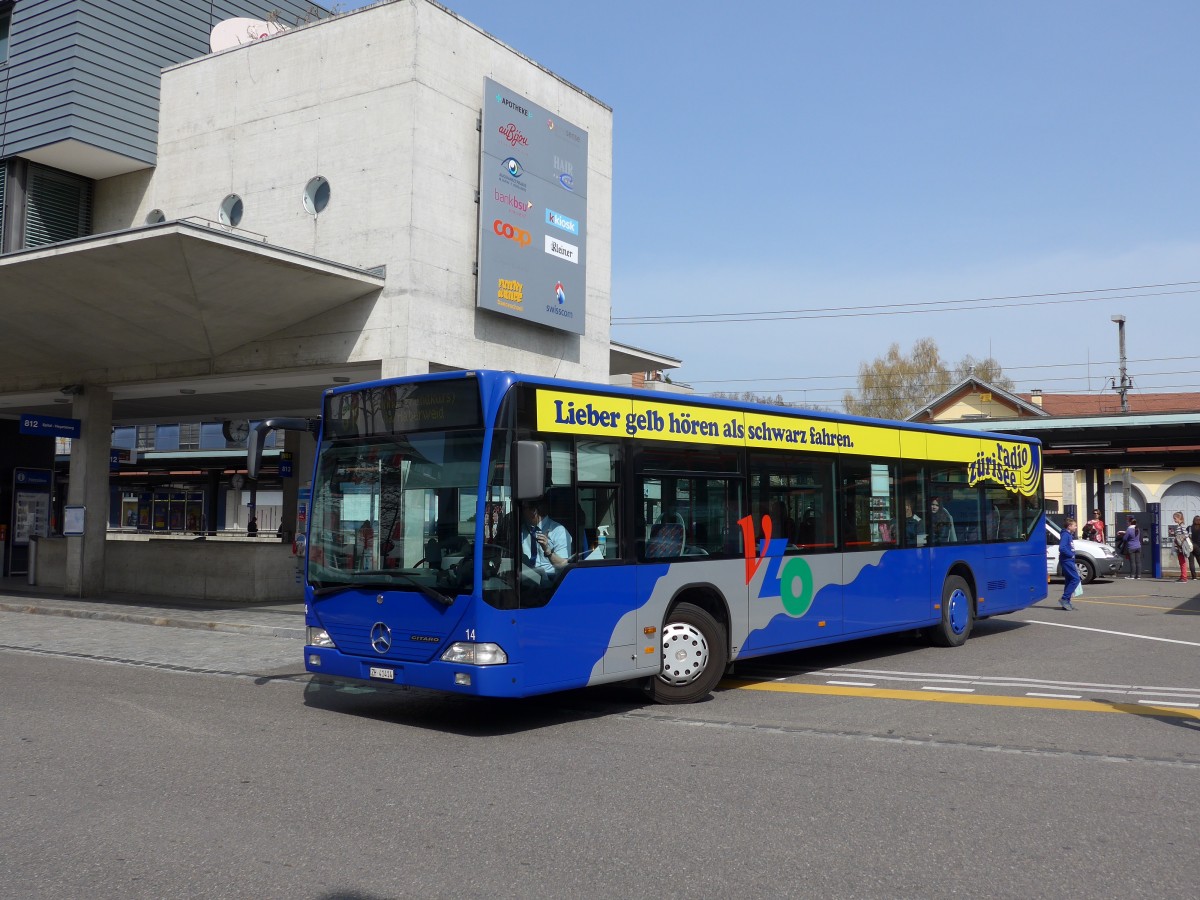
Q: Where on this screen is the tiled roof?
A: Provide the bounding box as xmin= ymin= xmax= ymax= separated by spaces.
xmin=1016 ymin=392 xmax=1200 ymax=416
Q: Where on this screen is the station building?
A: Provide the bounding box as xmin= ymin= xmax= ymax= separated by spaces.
xmin=0 ymin=0 xmax=677 ymax=598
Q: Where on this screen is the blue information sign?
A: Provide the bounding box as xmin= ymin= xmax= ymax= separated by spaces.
xmin=20 ymin=414 xmax=82 ymax=439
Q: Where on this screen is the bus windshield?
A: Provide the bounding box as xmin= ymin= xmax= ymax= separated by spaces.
xmin=308 ymin=429 xmax=485 ymax=594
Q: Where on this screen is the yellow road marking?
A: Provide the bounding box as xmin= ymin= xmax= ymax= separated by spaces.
xmin=725 ymin=678 xmax=1200 ymax=719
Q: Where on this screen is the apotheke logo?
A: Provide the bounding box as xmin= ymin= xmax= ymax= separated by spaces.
xmin=545 ymin=208 xmax=579 ymax=235
xmin=496 ymin=93 xmax=532 ymax=118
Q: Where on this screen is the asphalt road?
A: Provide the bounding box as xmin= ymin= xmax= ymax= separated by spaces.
xmin=1 ymin=577 xmax=1196 ymax=899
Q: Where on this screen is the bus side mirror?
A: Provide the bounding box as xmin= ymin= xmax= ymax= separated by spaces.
xmin=247 ymin=417 xmax=320 ymax=479
xmin=515 ymin=441 xmax=545 ymax=500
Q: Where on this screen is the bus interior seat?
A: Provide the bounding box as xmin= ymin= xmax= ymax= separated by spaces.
xmin=645 ymin=522 xmax=685 ymax=558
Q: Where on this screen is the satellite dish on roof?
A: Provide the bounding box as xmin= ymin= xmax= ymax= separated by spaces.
xmin=210 ymin=17 xmax=288 ymax=53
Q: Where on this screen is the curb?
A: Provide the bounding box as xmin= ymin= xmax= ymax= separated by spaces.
xmin=0 ymin=600 xmax=306 ymax=641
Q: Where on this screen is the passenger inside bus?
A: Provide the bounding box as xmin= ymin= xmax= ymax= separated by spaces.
xmin=929 ymin=496 xmax=957 ymax=544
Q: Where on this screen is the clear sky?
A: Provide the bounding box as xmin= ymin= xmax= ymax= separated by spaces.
xmin=335 ymin=0 xmax=1200 ymax=409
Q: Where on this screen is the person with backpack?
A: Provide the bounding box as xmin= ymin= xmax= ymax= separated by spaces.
xmin=1122 ymin=515 xmax=1142 ymax=580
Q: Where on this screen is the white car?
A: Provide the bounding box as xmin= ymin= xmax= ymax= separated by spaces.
xmin=1046 ymin=521 xmax=1123 ymax=584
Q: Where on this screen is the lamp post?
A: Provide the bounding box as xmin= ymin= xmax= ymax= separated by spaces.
xmin=1111 ymin=314 xmax=1131 ymax=514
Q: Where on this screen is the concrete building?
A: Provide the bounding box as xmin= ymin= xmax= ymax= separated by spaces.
xmin=0 ymin=0 xmax=671 ymax=598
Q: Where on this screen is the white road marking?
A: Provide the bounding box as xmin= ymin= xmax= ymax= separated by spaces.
xmin=923 ymin=685 xmax=974 ymax=693
xmin=1026 ymin=692 xmax=1083 ymax=699
xmin=1137 ymin=700 xmax=1200 ymax=709
xmin=826 ymin=680 xmax=876 ymax=687
xmin=1027 ymin=619 xmax=1200 ymax=647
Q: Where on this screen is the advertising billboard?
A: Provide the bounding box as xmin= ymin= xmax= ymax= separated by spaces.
xmin=477 ymin=78 xmax=589 ymax=335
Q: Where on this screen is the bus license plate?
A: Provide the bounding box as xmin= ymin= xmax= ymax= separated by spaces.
xmin=369 ymin=667 xmax=394 ymax=681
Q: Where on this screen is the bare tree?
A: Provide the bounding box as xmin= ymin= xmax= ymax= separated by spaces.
xmin=844 ymin=339 xmax=1016 ymax=419
xmin=709 ymin=391 xmax=831 ymax=411
xmin=952 ymin=355 xmax=1015 ymax=392
xmin=843 ymin=338 xmax=951 ymax=420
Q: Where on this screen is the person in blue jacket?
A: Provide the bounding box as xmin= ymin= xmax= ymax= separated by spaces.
xmin=1059 ymin=517 xmax=1080 ymax=610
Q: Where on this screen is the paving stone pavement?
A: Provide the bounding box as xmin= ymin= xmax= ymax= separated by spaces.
xmin=0 ymin=583 xmax=306 ymax=680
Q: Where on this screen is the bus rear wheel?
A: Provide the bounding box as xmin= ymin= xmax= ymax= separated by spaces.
xmin=925 ymin=575 xmax=974 ymax=647
xmin=649 ymin=602 xmax=728 ymax=704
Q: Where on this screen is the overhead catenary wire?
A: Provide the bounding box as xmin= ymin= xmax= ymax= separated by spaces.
xmin=612 ymin=280 xmax=1200 ymax=325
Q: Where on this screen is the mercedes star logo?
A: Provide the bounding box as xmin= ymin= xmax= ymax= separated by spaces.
xmin=370 ymin=622 xmax=392 ymax=654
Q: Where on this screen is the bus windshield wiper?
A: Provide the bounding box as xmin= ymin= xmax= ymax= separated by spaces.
xmin=310 ymin=573 xmax=453 ymax=607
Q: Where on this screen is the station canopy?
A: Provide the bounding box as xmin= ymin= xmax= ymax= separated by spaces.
xmin=0 ymin=220 xmax=386 ymax=423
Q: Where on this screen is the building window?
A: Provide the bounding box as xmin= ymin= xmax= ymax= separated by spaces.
xmin=1 ymin=6 xmax=12 ymax=65
xmin=303 ymin=176 xmax=330 ymax=215
xmin=24 ymin=165 xmax=94 ymax=247
xmin=219 ymin=194 xmax=243 ymax=227
xmin=136 ymin=425 xmax=155 ymax=451
xmin=179 ymin=423 xmax=200 ymax=450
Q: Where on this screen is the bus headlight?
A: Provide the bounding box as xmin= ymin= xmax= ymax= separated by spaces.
xmin=307 ymin=627 xmax=336 ymax=648
xmin=441 ymin=642 xmax=508 ymax=665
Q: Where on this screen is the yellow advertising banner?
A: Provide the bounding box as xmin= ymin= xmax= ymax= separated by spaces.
xmin=535 ymin=390 xmax=1040 ymax=496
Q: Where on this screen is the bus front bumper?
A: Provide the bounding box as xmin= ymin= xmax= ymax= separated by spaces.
xmin=304 ymin=646 xmax=525 ymax=697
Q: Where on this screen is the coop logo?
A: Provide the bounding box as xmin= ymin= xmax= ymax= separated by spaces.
xmin=545 ymin=208 xmax=579 ymax=235
xmin=544 ymin=235 xmax=578 ymax=263
xmin=496 ymin=93 xmax=532 ymax=118
xmin=494 ymin=219 xmax=531 ymax=247
xmin=498 ymin=123 xmax=529 ymax=147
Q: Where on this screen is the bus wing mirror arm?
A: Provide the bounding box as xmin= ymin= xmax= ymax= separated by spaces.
xmin=515 ymin=440 xmax=545 ymax=500
xmin=248 ymin=417 xmax=321 ymax=479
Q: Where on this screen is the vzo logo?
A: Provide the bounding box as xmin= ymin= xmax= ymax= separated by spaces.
xmin=739 ymin=515 xmax=815 ymax=617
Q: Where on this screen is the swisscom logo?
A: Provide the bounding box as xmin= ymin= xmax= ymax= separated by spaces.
xmin=545 ymin=208 xmax=579 ymax=236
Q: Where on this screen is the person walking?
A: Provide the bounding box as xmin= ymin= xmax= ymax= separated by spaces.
xmin=1170 ymin=511 xmax=1191 ymax=582
xmin=1189 ymin=515 xmax=1200 ymax=581
xmin=1123 ymin=515 xmax=1142 ymax=580
xmin=1058 ymin=517 xmax=1081 ymax=610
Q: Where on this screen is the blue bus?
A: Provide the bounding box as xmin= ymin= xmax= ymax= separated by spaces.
xmin=253 ymin=370 xmax=1046 ymax=704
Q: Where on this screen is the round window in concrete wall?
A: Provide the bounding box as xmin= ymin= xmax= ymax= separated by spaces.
xmin=145 ymin=209 xmax=166 ymax=225
xmin=219 ymin=194 xmax=244 ymax=227
xmin=303 ymin=176 xmax=330 ymax=215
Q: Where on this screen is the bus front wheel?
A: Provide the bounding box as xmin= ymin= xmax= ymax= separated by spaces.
xmin=650 ymin=602 xmax=728 ymax=704
xmin=925 ymin=575 xmax=974 ymax=647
